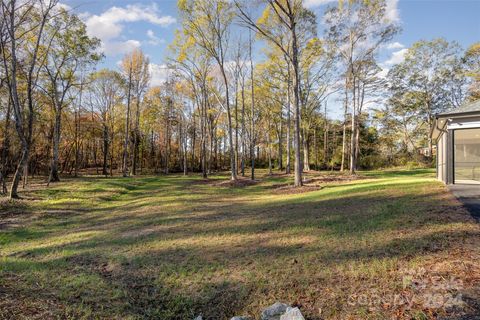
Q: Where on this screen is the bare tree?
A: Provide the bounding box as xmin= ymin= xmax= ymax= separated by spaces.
xmin=0 ymin=0 xmax=58 ymax=198
xmin=120 ymin=57 xmax=133 ymax=177
xmin=179 ymin=0 xmax=237 ymax=181
xmin=169 ymin=31 xmax=212 ymax=179
xmin=236 ymin=0 xmax=311 ymax=186
xmin=324 ymin=0 xmax=399 ymax=174
xmin=249 ymin=30 xmax=256 ymax=180
xmin=41 ymin=8 xmax=101 ymax=183
xmin=119 ymin=49 xmax=149 ymax=177
xmin=88 ymin=69 xmax=124 ymax=177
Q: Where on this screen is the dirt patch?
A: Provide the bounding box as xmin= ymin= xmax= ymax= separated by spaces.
xmin=216 ymin=178 xmax=258 ymax=188
xmin=189 ymin=177 xmax=259 ymax=188
xmin=189 ymin=173 xmax=363 ymax=191
xmin=304 ymin=174 xmax=366 ymax=183
xmin=273 ymin=184 xmax=323 ymax=195
xmin=271 ymin=174 xmax=364 ymax=195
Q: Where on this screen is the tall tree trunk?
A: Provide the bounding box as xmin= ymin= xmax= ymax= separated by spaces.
xmin=74 ymin=100 xmax=79 ymax=177
xmin=331 ymin=126 xmax=337 ymax=171
xmin=355 ymin=120 xmax=360 ymax=168
xmin=201 ymin=92 xmax=207 ymax=178
xmin=110 ymin=113 xmax=115 ymax=177
xmin=268 ymin=119 xmax=272 ymax=175
xmin=314 ymin=126 xmax=318 ymax=170
xmin=208 ymin=124 xmax=214 ymax=175
xmin=234 ymin=77 xmax=239 ymax=175
xmin=349 ymin=76 xmax=357 ymax=175
xmin=241 ymin=80 xmax=246 ymax=177
xmin=354 ymin=83 xmax=365 ymax=169
xmin=278 ymin=112 xmax=283 ymax=170
xmin=191 ymin=111 xmax=196 ymax=172
xmin=249 ymin=32 xmax=255 ymax=181
xmin=102 ymin=122 xmax=108 ymax=176
xmin=49 ymin=105 xmax=61 ymax=182
xmin=286 ymin=61 xmax=292 ymax=175
xmin=223 ymin=131 xmax=227 ymax=169
xmin=181 ymin=119 xmax=188 ymax=176
xmin=340 ymin=83 xmax=348 ymax=172
xmin=323 ymin=104 xmax=328 ymax=167
xmin=23 ymin=159 xmax=28 ymax=188
xmin=291 ymin=27 xmax=303 ymax=187
xmin=0 ymin=98 xmax=12 ymax=194
xmin=220 ymin=68 xmax=237 ymax=181
xmin=165 ymin=109 xmax=171 ymax=175
xmin=132 ymin=98 xmax=140 ymax=175
xmin=122 ymin=68 xmax=132 ymax=177
xmin=303 ymin=127 xmax=310 ymax=171
xmin=10 ymin=146 xmax=28 ymax=199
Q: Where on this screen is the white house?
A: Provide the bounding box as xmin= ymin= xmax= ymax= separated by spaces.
xmin=431 ymin=99 xmax=480 ymax=184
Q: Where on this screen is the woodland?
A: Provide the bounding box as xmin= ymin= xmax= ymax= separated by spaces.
xmin=0 ymin=0 xmax=478 ymax=199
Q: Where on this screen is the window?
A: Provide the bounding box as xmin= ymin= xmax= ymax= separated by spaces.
xmin=454 ymin=128 xmax=480 ymax=182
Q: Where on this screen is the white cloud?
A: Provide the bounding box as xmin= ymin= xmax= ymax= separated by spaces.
xmin=57 ymin=2 xmax=72 ymax=11
xmin=78 ymin=12 xmax=91 ymax=20
xmin=304 ymin=0 xmax=336 ymax=8
xmin=384 ymin=48 xmax=408 ymax=65
xmin=386 ymin=42 xmax=404 ymax=50
xmin=146 ymin=29 xmax=165 ymax=46
xmin=149 ymin=63 xmax=172 ymax=87
xmin=85 ymin=4 xmax=175 ymax=40
xmin=103 ymin=40 xmax=141 ymax=56
xmin=83 ymin=4 xmax=175 ymax=56
xmin=385 ymin=0 xmax=400 ymax=23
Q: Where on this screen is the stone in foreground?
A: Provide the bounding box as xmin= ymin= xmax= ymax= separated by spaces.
xmin=230 ymin=317 xmax=251 ymax=320
xmin=280 ymin=307 xmax=305 ymax=320
xmin=261 ymin=302 xmax=290 ymax=320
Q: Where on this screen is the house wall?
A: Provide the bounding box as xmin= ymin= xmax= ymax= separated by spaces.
xmin=439 ymin=116 xmax=480 ymax=184
xmin=436 ymin=131 xmax=448 ymax=183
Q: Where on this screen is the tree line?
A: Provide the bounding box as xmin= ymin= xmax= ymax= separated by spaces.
xmin=0 ymin=0 xmax=478 ymax=198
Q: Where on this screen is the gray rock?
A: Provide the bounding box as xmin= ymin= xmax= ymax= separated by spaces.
xmin=193 ymin=316 xmax=202 ymax=320
xmin=230 ymin=317 xmax=251 ymax=320
xmin=261 ymin=302 xmax=290 ymax=320
xmin=280 ymin=307 xmax=305 ymax=320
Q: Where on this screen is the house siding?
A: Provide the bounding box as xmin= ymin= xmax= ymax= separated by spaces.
xmin=437 ymin=131 xmax=447 ymax=183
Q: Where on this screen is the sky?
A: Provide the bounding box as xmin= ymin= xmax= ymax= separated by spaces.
xmin=63 ymin=0 xmax=480 ymax=116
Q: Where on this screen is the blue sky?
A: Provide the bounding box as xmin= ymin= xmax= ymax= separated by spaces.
xmin=64 ymin=0 xmax=480 ymax=115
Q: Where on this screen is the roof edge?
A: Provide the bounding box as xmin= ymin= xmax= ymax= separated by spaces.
xmin=436 ymin=110 xmax=480 ymax=118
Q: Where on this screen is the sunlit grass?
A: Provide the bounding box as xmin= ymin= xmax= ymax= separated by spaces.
xmin=0 ymin=168 xmax=479 ymax=319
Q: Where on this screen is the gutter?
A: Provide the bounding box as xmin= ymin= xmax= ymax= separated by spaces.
xmin=436 ymin=110 xmax=480 ymax=118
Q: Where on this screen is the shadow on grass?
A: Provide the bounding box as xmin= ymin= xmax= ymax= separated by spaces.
xmin=1 ymin=169 xmax=477 ymax=319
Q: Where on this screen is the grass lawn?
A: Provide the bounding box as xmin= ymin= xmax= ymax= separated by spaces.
xmin=0 ymin=169 xmax=479 ymax=320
